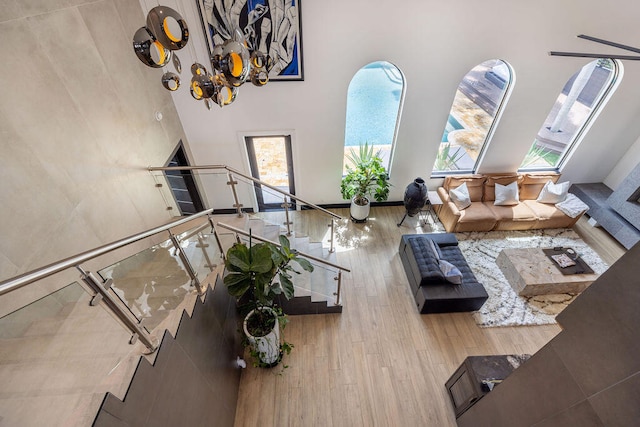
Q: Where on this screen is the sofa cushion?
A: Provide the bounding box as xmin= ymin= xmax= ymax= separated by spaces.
xmin=523 ymin=200 xmax=578 ymax=228
xmin=494 ymin=181 xmax=520 ymax=206
xmin=455 ymin=202 xmax=498 ymax=232
xmin=484 ymin=174 xmax=521 ymax=201
xmin=450 ymin=182 xmax=472 ymax=210
xmin=520 ymin=173 xmax=560 ymax=200
xmin=485 ymin=201 xmax=538 ymax=230
xmin=444 ymin=175 xmax=486 ymax=202
xmin=537 ymin=180 xmax=570 ymax=204
xmin=407 ymin=237 xmax=444 ymax=283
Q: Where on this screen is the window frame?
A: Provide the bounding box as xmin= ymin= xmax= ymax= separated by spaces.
xmin=518 ymin=58 xmax=622 ymax=173
xmin=343 ymin=61 xmax=406 ymax=176
xmin=431 ymin=59 xmax=515 ymax=178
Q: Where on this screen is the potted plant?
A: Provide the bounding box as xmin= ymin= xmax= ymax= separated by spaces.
xmin=340 ymin=143 xmax=390 ymax=221
xmin=223 ymin=233 xmax=313 ymax=367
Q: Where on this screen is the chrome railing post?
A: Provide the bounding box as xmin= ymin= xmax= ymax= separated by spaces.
xmin=282 ymin=196 xmax=293 ymax=236
xmin=329 ymin=219 xmax=336 ymax=253
xmin=196 ymin=234 xmax=216 ymax=271
xmin=207 ymin=215 xmax=226 ymax=260
xmin=169 ymin=231 xmax=205 ymax=295
xmin=77 ymin=266 xmax=159 ymax=352
xmin=226 ymin=172 xmax=244 ymax=217
xmin=334 ymin=270 xmax=342 ymax=306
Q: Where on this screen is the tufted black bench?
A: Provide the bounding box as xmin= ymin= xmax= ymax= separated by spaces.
xmin=398 ymin=233 xmax=488 ymax=314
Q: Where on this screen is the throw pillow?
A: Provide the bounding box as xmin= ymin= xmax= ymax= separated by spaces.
xmin=449 ymin=182 xmax=471 ymax=210
xmin=537 ymin=180 xmax=570 ymax=204
xmin=428 ymin=239 xmax=442 ymax=260
xmin=439 ymin=260 xmax=463 ymax=285
xmin=494 ymin=181 xmax=519 ymax=206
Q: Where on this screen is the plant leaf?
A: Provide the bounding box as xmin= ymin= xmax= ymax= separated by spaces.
xmin=294 ymin=257 xmax=314 ymax=272
xmin=279 ymin=273 xmax=295 ymax=300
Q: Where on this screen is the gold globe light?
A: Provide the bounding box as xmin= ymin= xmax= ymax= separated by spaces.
xmin=191 ymin=62 xmax=207 ymax=76
xmin=212 ymin=40 xmax=251 ymax=87
xmin=146 ymin=6 xmax=189 ymax=50
xmin=250 ymin=68 xmax=269 ymax=86
xmin=213 ymin=85 xmax=238 ymax=107
xmin=161 ymin=72 xmax=180 ymax=91
xmin=133 ymin=27 xmax=171 ymax=68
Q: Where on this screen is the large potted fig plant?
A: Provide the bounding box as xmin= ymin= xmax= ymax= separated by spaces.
xmin=340 ymin=143 xmax=390 ymax=221
xmin=223 ymin=233 xmax=313 ymax=367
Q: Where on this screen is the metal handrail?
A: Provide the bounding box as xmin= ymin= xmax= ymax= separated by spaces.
xmin=0 ymin=208 xmax=214 ymax=296
xmin=147 ymin=164 xmax=344 ymax=220
xmin=216 ymin=222 xmax=350 ymax=273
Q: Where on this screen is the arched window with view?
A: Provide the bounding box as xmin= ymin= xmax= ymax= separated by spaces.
xmin=433 ymin=59 xmax=514 ymax=175
xmin=519 ymin=59 xmax=620 ymax=171
xmin=343 ymin=61 xmax=405 ymax=175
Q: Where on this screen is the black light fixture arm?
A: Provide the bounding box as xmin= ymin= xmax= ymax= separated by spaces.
xmin=549 ymin=34 xmax=640 ymax=60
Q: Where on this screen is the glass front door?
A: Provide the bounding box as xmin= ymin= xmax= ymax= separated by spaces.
xmin=245 ymin=135 xmax=296 ymax=211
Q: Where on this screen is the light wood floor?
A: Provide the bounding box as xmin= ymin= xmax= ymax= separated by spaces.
xmin=234 ymin=206 xmax=626 ymax=426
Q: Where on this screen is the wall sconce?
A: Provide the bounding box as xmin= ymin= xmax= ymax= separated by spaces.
xmin=133 ymin=6 xmax=270 ymax=109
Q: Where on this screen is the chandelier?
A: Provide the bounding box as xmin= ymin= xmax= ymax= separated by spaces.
xmin=132 ymin=6 xmax=270 ymax=109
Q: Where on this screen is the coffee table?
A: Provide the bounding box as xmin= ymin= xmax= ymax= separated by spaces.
xmin=496 ymin=248 xmax=599 ymax=296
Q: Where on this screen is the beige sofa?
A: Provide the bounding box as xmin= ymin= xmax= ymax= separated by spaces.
xmin=435 ymin=173 xmax=584 ymax=232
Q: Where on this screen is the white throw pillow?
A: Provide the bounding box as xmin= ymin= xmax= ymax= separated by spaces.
xmin=439 ymin=260 xmax=463 ymax=285
xmin=449 ymin=182 xmax=471 ymax=210
xmin=494 ymin=181 xmax=519 ymax=206
xmin=537 ymin=180 xmax=570 ymax=204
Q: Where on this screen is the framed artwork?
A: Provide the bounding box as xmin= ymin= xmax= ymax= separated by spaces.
xmin=196 ymin=0 xmax=304 ymax=81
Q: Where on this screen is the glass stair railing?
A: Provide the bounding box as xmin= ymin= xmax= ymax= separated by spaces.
xmin=0 ymin=164 xmax=350 ymax=426
xmin=0 ymin=210 xmax=229 ymax=426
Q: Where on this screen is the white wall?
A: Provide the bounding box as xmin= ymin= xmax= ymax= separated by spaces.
xmin=605 ymin=135 xmax=640 ymax=189
xmin=170 ymin=0 xmax=640 ymax=205
xmin=0 ymin=0 xmax=188 ymax=312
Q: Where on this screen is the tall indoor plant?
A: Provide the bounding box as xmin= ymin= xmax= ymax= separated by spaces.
xmin=223 ymin=233 xmax=313 ymax=367
xmin=340 ymin=143 xmax=390 ymax=221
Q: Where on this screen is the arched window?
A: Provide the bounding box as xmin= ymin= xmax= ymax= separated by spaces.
xmin=432 ymin=59 xmax=514 ymax=175
xmin=343 ymin=61 xmax=405 ymax=174
xmin=519 ymin=59 xmax=620 ymax=170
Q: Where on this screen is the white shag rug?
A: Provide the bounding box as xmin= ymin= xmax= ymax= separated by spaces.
xmin=455 ymin=228 xmax=609 ymax=328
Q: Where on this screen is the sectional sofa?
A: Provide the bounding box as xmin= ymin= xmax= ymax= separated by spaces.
xmin=435 ymin=172 xmax=585 ymax=233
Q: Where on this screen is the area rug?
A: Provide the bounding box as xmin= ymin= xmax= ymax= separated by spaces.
xmin=455 ymin=228 xmax=609 ymax=328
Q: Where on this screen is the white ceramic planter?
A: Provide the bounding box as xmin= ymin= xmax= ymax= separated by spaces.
xmin=350 ymin=196 xmax=370 ymax=221
xmin=243 ymin=307 xmax=281 ymax=366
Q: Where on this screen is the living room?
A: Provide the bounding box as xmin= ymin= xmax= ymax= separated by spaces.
xmin=1 ymin=0 xmax=640 ymax=426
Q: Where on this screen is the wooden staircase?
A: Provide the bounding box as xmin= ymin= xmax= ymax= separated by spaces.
xmin=213 ymin=214 xmax=343 ymax=314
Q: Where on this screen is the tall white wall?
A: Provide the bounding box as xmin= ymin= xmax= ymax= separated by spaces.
xmin=0 ymin=0 xmax=188 ymax=312
xmin=171 ymin=0 xmax=640 ymax=205
xmin=605 ymin=135 xmax=640 ymax=189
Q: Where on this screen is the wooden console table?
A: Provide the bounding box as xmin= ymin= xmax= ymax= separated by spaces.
xmin=445 ymin=354 xmax=530 ymax=418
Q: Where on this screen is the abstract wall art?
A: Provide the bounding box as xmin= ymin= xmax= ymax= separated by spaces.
xmin=196 ymin=0 xmax=304 ymax=81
